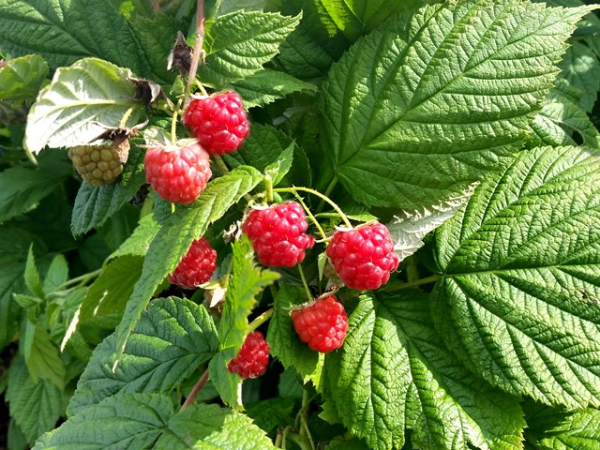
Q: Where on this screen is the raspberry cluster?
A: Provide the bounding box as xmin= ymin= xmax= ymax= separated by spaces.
xmin=242 ymin=202 xmax=315 ymax=267
xmin=144 ymin=141 xmax=211 ymax=204
xmin=168 ymin=237 xmax=217 ymax=290
xmin=183 ymin=91 xmax=250 ymax=155
xmin=326 ymin=223 xmax=399 ymax=291
xmin=227 ymin=331 xmax=270 ymax=379
xmin=291 ymin=295 xmax=348 ymax=353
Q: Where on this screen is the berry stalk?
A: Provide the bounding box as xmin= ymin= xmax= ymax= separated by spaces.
xmin=274 ymin=187 xmax=352 ymax=228
xmin=180 ymin=368 xmax=209 ymax=410
xmin=184 ymin=0 xmax=206 ymax=108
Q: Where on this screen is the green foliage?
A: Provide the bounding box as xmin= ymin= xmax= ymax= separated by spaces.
xmin=199 ymin=11 xmax=302 ymax=87
xmin=6 ymin=357 xmax=63 ymax=445
xmin=320 ymin=0 xmax=592 ymax=210
xmin=68 ymin=297 xmax=219 ymax=415
xmin=3 ymin=0 xmax=600 ymax=449
xmin=433 ymin=145 xmax=600 ymax=409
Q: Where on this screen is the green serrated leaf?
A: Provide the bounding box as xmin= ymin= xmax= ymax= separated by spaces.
xmin=0 ymin=151 xmax=73 ymax=223
xmin=530 ymin=82 xmax=600 ymax=148
xmin=219 ymin=236 xmax=280 ymax=351
xmin=156 ymin=403 xmax=278 ymax=449
xmin=324 ymin=296 xmax=410 ymax=450
xmin=525 ymin=403 xmax=600 ymax=450
xmin=21 ymin=321 xmax=65 ymax=390
xmin=68 ymin=297 xmax=219 ymax=416
xmin=8 ymin=419 xmax=29 ymax=450
xmin=268 ymin=285 xmax=320 ymax=380
xmin=36 ymin=393 xmax=173 ymax=450
xmin=245 ymin=397 xmax=297 ymax=434
xmin=111 ymin=165 xmax=262 ymax=365
xmin=209 ymin=349 xmax=243 ymax=409
xmin=264 ymin=144 xmax=294 ymax=187
xmin=24 ymin=58 xmax=146 ymax=154
xmin=6 ymin=356 xmax=62 ymax=445
xmin=0 ymin=229 xmax=45 ymax=351
xmin=558 ymin=41 xmax=600 ymax=112
xmin=231 ymin=69 xmax=318 ymax=108
xmin=223 ymin=123 xmax=311 ymax=188
xmin=24 ymin=246 xmax=44 ymax=299
xmin=42 ymin=254 xmax=69 ymax=295
xmin=13 ymin=293 xmax=43 ymax=309
xmin=199 ymin=11 xmax=301 ymax=87
xmin=0 ymin=55 xmax=48 ymax=103
xmin=79 ymin=255 xmax=143 ymax=326
xmin=0 ymin=0 xmax=161 ymax=81
xmin=433 ymin=145 xmax=600 ymax=409
xmin=71 ymin=143 xmax=146 ymax=236
xmin=109 ymin=214 xmax=161 ymax=260
xmin=317 ymin=0 xmax=425 ymax=40
xmin=320 ymin=0 xmax=593 ymax=210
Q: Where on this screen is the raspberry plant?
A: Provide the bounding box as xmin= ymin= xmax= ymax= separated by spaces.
xmin=1 ymin=0 xmax=600 ymax=449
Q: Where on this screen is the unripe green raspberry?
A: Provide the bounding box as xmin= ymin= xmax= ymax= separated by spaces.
xmin=68 ymin=137 xmax=130 ymax=186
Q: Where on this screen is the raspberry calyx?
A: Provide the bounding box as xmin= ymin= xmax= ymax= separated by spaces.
xmin=168 ymin=237 xmax=217 ymax=290
xmin=291 ymin=295 xmax=348 ymax=353
xmin=144 ymin=140 xmax=211 ymax=204
xmin=242 ymin=201 xmax=315 ymax=267
xmin=227 ymin=331 xmax=270 ymax=379
xmin=326 ymin=223 xmax=400 ymax=291
xmin=183 ymin=91 xmax=250 ymax=155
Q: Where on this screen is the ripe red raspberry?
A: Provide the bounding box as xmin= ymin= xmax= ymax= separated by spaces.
xmin=227 ymin=331 xmax=270 ymax=379
xmin=326 ymin=223 xmax=399 ymax=291
xmin=291 ymin=295 xmax=348 ymax=353
xmin=144 ymin=140 xmax=211 ymax=204
xmin=242 ymin=202 xmax=315 ymax=267
xmin=183 ymin=91 xmax=250 ymax=155
xmin=168 ymin=237 xmax=217 ymax=289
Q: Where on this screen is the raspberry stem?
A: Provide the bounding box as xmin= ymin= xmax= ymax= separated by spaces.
xmin=274 ymin=187 xmax=352 ymax=228
xmin=298 ymin=264 xmax=313 ymax=303
xmin=213 ymin=154 xmax=230 ymax=174
xmin=180 ymin=368 xmax=209 ymax=410
xmin=316 ymin=175 xmax=338 ymax=213
xmin=184 ymin=0 xmax=206 ymax=108
xmin=287 ymin=190 xmax=327 ymax=241
xmin=248 ymin=308 xmax=273 ymax=332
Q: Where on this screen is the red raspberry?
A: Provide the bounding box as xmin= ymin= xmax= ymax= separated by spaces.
xmin=242 ymin=202 xmax=315 ymax=267
xmin=227 ymin=331 xmax=270 ymax=379
xmin=326 ymin=223 xmax=399 ymax=291
xmin=291 ymin=295 xmax=348 ymax=353
xmin=144 ymin=141 xmax=211 ymax=204
xmin=183 ymin=91 xmax=250 ymax=155
xmin=168 ymin=237 xmax=217 ymax=289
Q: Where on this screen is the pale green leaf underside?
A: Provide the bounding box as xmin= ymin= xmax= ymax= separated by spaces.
xmin=199 ymin=11 xmax=301 ymax=88
xmin=386 ymin=183 xmax=477 ymax=261
xmin=0 ymin=54 xmax=48 ymax=102
xmin=320 ymin=0 xmax=592 ymax=210
xmin=434 ymin=145 xmax=600 ymax=409
xmin=111 ymin=166 xmax=262 ymax=365
xmin=68 ymin=297 xmax=218 ymax=416
xmin=25 ymin=57 xmax=145 ymax=154
xmin=7 ymin=357 xmax=62 ymax=445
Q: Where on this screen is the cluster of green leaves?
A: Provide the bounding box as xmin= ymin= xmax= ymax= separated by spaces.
xmin=2 ymin=0 xmax=600 ymax=449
